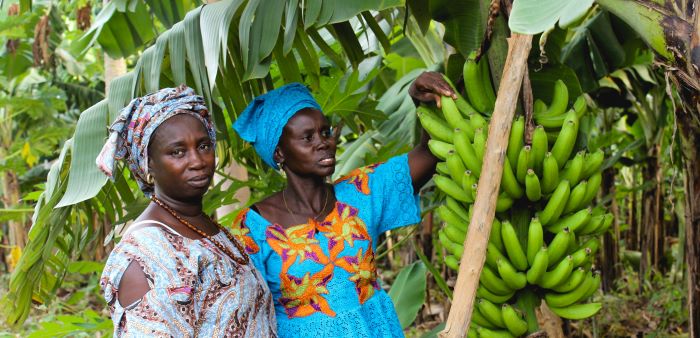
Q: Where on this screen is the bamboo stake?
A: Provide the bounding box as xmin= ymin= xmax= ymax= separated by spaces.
xmin=440 ymin=33 xmax=532 ymax=338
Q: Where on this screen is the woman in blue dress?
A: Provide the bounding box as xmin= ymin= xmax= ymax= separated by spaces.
xmin=229 ymin=72 xmax=455 ymax=337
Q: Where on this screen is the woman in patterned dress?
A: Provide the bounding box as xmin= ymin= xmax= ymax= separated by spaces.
xmin=230 ymin=72 xmax=455 ymax=337
xmin=96 ymin=85 xmax=277 ymax=337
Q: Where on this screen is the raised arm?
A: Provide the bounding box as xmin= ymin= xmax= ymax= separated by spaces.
xmin=407 ymin=71 xmax=457 ymax=192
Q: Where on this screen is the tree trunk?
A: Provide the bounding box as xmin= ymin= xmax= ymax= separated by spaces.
xmin=678 ymin=108 xmax=700 ymax=338
xmin=627 ymin=172 xmax=637 ymax=250
xmin=2 ymin=171 xmax=25 ymax=249
xmin=601 ymin=165 xmax=620 ymax=291
xmin=640 ymin=147 xmax=660 ymax=288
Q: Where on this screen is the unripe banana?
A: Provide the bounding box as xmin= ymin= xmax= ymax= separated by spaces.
xmin=551 ymin=112 xmax=579 ymax=167
xmin=590 ymin=214 xmax=613 ymax=236
xmin=507 ymin=116 xmax=525 ymax=166
xmin=436 ymin=162 xmax=449 ymax=176
xmin=497 ymin=258 xmax=527 ymax=290
xmin=581 ymin=149 xmax=604 ymax=179
xmin=469 ymin=183 xmax=478 ymax=202
xmin=577 ymin=213 xmax=605 ymax=235
xmin=444 ymin=255 xmax=460 ymax=271
xmin=427 ymin=140 xmax=454 ymax=161
xmin=441 ymin=96 xmax=464 ymax=128
xmin=527 ymin=218 xmax=544 ymax=265
xmin=548 ymin=207 xmax=592 ymax=233
xmin=480 ymin=265 xmax=516 ymax=296
xmin=486 ymin=242 xmax=507 ymax=270
xmin=478 ymin=285 xmax=515 ymax=304
xmin=441 ymin=96 xmax=474 ymax=133
xmin=525 ymin=169 xmax=542 ymax=201
xmin=477 ymin=298 xmax=506 ymax=328
xmin=561 ymin=151 xmax=585 ymax=186
xmin=531 ymin=125 xmax=548 ymax=174
xmin=570 ymin=247 xmax=592 ymax=267
xmin=539 ymin=180 xmax=571 ymax=226
xmin=441 ymin=75 xmax=478 ymax=117
xmin=580 ymin=237 xmax=601 ymax=256
xmin=464 ymin=52 xmax=495 ymax=114
xmin=454 ymin=128 xmax=482 ymax=177
xmin=444 ymin=223 xmax=466 ymax=244
xmin=501 ymin=304 xmax=528 ymax=337
xmin=582 ymin=271 xmax=602 ymax=299
xmin=516 ymin=145 xmax=532 ymax=184
xmin=526 ymin=247 xmax=548 ymax=284
xmin=580 ymin=172 xmax=602 ymax=207
xmin=501 ymin=157 xmax=524 ymax=199
xmin=462 ymin=170 xmax=477 ymax=193
xmin=472 ymin=306 xmax=499 ymax=329
xmin=434 ymin=174 xmax=471 ymax=203
xmin=540 ymin=255 xmax=575 ymax=289
xmin=544 ymin=270 xmax=595 ymax=307
xmin=496 ymin=193 xmax=514 ymax=213
xmin=476 ymin=327 xmax=516 ymax=338
xmin=469 ymin=112 xmax=488 ymax=131
xmin=438 ymin=230 xmax=463 ymax=258
xmin=534 ymin=110 xmax=570 ymax=128
xmin=547 ymin=228 xmax=572 ymax=267
xmin=562 ymin=180 xmax=588 ymax=215
xmin=418 ymin=108 xmax=454 ymax=143
xmin=547 ymin=302 xmax=602 ymax=320
xmin=552 ymin=267 xmax=587 ymax=292
xmin=541 ymin=152 xmax=560 ymax=194
xmin=446 ymin=196 xmax=470 ymax=222
xmin=533 ymin=99 xmax=548 ymax=115
xmin=542 ymin=79 xmax=569 ymax=117
xmin=572 ymin=94 xmax=588 ymax=117
xmin=473 ymin=128 xmax=487 ymax=160
xmin=490 ymin=218 xmax=505 ymax=253
xmin=446 ymin=151 xmax=467 ymax=186
xmin=500 ymin=221 xmax=528 ymax=271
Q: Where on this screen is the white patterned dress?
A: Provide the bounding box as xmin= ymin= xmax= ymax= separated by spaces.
xmin=100 ymin=221 xmax=277 ymax=337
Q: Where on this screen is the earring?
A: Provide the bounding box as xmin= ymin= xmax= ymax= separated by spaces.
xmin=146 ymin=173 xmax=154 ymax=185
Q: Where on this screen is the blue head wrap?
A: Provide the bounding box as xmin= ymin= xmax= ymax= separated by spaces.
xmin=232 ymin=83 xmax=321 ymax=169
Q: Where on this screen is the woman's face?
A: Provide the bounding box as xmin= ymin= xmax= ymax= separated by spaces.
xmin=148 ymin=114 xmax=215 ymax=201
xmin=276 ymin=108 xmax=336 ymax=178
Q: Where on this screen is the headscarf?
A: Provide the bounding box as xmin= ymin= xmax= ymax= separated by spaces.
xmin=96 ymin=84 xmax=216 ymax=196
xmin=232 ymin=83 xmax=321 ymax=169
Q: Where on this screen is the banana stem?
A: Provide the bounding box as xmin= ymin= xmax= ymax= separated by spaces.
xmin=515 ymin=289 xmax=541 ymax=334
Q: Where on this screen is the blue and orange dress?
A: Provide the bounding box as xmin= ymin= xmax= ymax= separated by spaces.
xmin=230 ymin=154 xmax=421 ymax=337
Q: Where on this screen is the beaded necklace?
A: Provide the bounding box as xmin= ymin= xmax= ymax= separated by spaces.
xmin=151 ymin=195 xmax=248 ymax=265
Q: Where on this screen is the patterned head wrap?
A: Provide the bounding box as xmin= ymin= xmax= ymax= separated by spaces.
xmin=96 ymin=84 xmax=216 ymax=196
xmin=232 ymin=83 xmax=321 ymax=169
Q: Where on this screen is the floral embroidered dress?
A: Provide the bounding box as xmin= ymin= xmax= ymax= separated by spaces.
xmin=231 ymin=154 xmax=420 ymax=337
xmin=100 ymin=221 xmax=277 ymax=337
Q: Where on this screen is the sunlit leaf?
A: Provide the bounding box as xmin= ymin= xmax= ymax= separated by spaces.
xmin=509 ymin=0 xmax=595 ymax=34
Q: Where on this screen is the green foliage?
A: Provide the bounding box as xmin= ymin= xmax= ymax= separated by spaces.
xmin=509 ymin=0 xmax=594 ymax=34
xmin=388 ymin=261 xmax=427 ymax=329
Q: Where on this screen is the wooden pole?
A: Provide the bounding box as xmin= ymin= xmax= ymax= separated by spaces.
xmin=440 ymin=33 xmax=532 ymax=338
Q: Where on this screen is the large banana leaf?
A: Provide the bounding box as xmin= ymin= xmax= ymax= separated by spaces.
xmin=71 ymin=0 xmax=196 ymax=58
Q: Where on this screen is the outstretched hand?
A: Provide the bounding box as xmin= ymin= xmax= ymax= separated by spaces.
xmin=408 ymin=71 xmax=457 ymax=108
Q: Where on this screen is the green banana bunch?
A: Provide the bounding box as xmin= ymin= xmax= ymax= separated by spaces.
xmin=418 ymin=74 xmax=610 ymax=330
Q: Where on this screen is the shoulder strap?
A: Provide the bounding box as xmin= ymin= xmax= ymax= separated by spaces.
xmin=123 ymin=220 xmax=181 ymax=238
